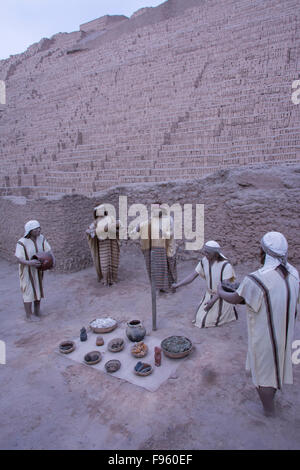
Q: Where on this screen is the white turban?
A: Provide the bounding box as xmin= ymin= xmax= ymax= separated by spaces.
xmin=24 ymin=220 xmax=40 ymax=237
xmin=260 ymin=231 xmax=298 ymax=279
xmin=94 ymin=204 xmax=110 ymax=218
xmin=203 ymin=240 xmax=227 ymax=259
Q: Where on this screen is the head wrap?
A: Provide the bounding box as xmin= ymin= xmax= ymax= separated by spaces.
xmin=260 ymin=231 xmax=299 ymax=279
xmin=203 ymin=240 xmax=227 ymax=259
xmin=24 ymin=220 xmax=40 ymax=237
xmin=94 ymin=203 xmax=112 ymax=218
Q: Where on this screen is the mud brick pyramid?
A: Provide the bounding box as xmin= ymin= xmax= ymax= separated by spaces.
xmin=0 ymin=0 xmax=299 ymax=198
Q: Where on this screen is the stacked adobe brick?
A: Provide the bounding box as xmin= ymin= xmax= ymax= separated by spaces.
xmin=0 ymin=0 xmax=299 ymax=198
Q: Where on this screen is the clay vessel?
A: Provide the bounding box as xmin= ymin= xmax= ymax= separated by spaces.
xmin=154 ymin=346 xmax=162 ymax=367
xmin=80 ymin=327 xmax=87 ymax=342
xmin=126 ymin=320 xmax=146 ymax=342
xmin=31 ymin=252 xmax=53 ymax=271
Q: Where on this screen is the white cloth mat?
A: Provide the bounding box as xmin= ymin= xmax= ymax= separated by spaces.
xmin=56 ymin=326 xmax=191 ymax=392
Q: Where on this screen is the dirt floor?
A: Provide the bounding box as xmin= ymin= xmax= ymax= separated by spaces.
xmin=1 ymin=250 xmax=300 ymax=450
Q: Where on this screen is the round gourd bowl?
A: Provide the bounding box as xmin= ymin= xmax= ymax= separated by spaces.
xmin=161 ymin=336 xmax=193 ymax=359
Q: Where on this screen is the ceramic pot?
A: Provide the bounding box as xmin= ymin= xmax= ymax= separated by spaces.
xmin=126 ymin=320 xmax=146 ymax=342
xmin=80 ymin=327 xmax=87 ymax=342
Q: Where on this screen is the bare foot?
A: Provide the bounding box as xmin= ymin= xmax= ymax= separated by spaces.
xmin=30 ymin=316 xmax=41 ymax=322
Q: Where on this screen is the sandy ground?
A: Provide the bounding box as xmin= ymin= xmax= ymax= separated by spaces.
xmin=1 ymin=250 xmax=300 ymax=450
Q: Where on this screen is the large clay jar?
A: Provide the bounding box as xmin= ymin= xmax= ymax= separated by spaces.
xmin=126 ymin=320 xmax=146 ymax=342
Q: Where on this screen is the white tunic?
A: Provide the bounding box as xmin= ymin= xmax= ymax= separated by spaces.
xmin=194 ymin=256 xmax=238 ymax=328
xmin=236 ymin=267 xmax=300 ymax=389
xmin=15 ymin=235 xmax=51 ymax=302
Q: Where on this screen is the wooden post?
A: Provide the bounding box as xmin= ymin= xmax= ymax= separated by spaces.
xmin=151 ymin=249 xmax=157 ymax=330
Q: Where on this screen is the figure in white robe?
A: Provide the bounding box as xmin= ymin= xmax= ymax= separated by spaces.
xmin=218 ymin=231 xmax=300 ymax=416
xmin=15 ymin=220 xmax=55 ymax=321
xmin=194 ymin=252 xmax=238 ymax=328
xmin=173 ymin=240 xmax=237 ymax=327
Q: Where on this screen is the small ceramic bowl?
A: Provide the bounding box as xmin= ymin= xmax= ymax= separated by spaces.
xmin=84 ymin=351 xmax=102 ymax=365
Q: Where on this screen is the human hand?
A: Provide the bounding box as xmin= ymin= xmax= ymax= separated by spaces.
xmin=204 ymin=298 xmax=216 ymax=312
xmin=217 ymin=283 xmax=223 ymax=296
xmin=171 ymin=283 xmax=178 ymax=289
xmin=29 ymin=259 xmax=42 ymax=268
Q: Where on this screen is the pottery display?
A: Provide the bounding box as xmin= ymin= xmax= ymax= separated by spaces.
xmin=105 ymin=360 xmax=121 ymax=373
xmin=131 ymin=342 xmax=148 ymax=358
xmin=96 ymin=336 xmax=104 ymax=346
xmin=84 ymin=351 xmax=102 ymax=365
xmin=126 ymin=320 xmax=146 ymax=342
xmin=154 ymin=346 xmax=162 ymax=366
xmin=108 ymin=338 xmax=125 ymax=352
xmin=134 ymin=362 xmax=153 ymax=376
xmin=221 ymin=280 xmax=240 ymax=293
xmin=59 ymin=341 xmax=75 ymax=354
xmin=161 ymin=336 xmax=193 ymax=359
xmin=80 ymin=327 xmax=87 ymax=342
xmin=89 ymin=317 xmax=117 ymax=334
xmin=31 ymin=252 xmax=53 ymax=271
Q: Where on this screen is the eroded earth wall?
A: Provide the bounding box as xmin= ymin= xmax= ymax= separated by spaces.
xmin=1 ymin=165 xmax=299 ymax=272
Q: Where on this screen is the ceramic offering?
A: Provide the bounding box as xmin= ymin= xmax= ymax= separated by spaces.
xmin=154 ymin=346 xmax=162 ymax=366
xmin=221 ymin=280 xmax=240 ymax=293
xmin=126 ymin=320 xmax=146 ymax=342
xmin=84 ymin=351 xmax=102 ymax=365
xmin=59 ymin=341 xmax=75 ymax=354
xmin=161 ymin=336 xmax=193 ymax=359
xmin=105 ymin=360 xmax=121 ymax=373
xmin=108 ymin=338 xmax=125 ymax=352
xmin=96 ymin=336 xmax=104 ymax=346
xmin=80 ymin=327 xmax=87 ymax=342
xmin=31 ymin=252 xmax=54 ymax=271
xmin=89 ymin=317 xmax=117 ymax=333
xmin=131 ymin=341 xmax=148 ymax=358
xmin=134 ymin=362 xmax=153 ymax=376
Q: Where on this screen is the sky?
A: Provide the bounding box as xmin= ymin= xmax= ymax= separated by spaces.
xmin=0 ymin=0 xmax=165 ymax=60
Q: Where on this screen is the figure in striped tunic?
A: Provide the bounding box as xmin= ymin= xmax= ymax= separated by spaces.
xmin=15 ymin=220 xmax=55 ymax=321
xmin=86 ymin=204 xmax=121 ymax=286
xmin=173 ymin=240 xmax=238 ymax=328
xmin=218 ymin=231 xmax=300 ymax=416
xmin=131 ymin=204 xmax=177 ymax=293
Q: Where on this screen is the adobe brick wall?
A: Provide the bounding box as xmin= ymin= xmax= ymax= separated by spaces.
xmin=0 ymin=0 xmax=299 ymax=198
xmin=80 ymin=15 xmax=128 ymax=33
xmin=1 ymin=165 xmax=299 ymax=273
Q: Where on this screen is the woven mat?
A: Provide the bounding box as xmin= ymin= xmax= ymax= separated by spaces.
xmin=56 ymin=326 xmax=192 ymax=392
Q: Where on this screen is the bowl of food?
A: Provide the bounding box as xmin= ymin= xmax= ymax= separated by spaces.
xmin=131 ymin=341 xmax=148 ymax=358
xmin=84 ymin=351 xmax=102 ymax=365
xmin=134 ymin=362 xmax=153 ymax=376
xmin=221 ymin=280 xmax=240 ymax=293
xmin=59 ymin=340 xmax=75 ymax=354
xmin=108 ymin=338 xmax=125 ymax=353
xmin=105 ymin=360 xmax=121 ymax=373
xmin=89 ymin=317 xmax=117 ymax=334
xmin=161 ymin=336 xmax=193 ymax=359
